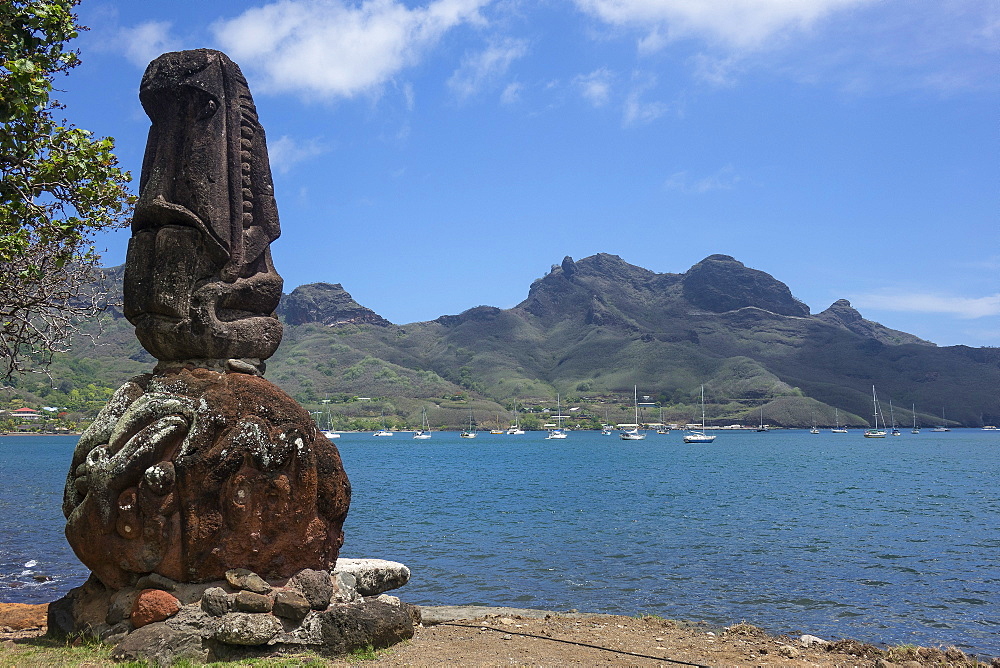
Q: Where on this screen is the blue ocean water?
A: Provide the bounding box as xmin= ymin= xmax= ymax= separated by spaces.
xmin=2 ymin=430 xmax=998 ymax=657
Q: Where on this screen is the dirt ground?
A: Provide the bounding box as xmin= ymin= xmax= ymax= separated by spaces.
xmin=3 ymin=602 xmax=997 ymax=667
xmin=370 ymin=611 xmax=993 ymax=668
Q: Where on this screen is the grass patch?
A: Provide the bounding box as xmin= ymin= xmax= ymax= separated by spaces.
xmin=347 ymin=643 xmax=378 ymax=661
xmin=0 ymin=635 xmax=367 ymax=667
xmin=0 ymin=634 xmax=119 ymax=667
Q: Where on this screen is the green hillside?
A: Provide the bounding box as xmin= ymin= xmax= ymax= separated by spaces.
xmin=4 ymin=254 xmax=997 ymax=431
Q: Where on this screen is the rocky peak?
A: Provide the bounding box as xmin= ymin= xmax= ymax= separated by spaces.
xmin=278 ymin=283 xmax=391 ymax=327
xmin=822 ymin=299 xmax=862 ymax=323
xmin=681 ymin=255 xmax=810 ymax=317
xmin=574 ymin=253 xmax=656 ymax=282
xmin=817 ymin=299 xmax=933 ymax=346
xmin=434 ymin=305 xmax=503 ymax=328
xmin=519 ymin=253 xmax=656 ymax=321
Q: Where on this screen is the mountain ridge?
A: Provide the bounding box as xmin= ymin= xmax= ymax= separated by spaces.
xmin=284 ymin=252 xmax=930 ymax=348
xmin=5 ymin=253 xmax=996 ymax=431
xmin=258 ymin=252 xmax=995 ymax=427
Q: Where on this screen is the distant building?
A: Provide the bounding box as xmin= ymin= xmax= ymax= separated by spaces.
xmin=5 ymin=408 xmax=41 ymax=420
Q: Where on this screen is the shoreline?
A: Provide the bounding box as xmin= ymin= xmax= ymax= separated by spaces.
xmin=3 ymin=601 xmax=997 ymax=667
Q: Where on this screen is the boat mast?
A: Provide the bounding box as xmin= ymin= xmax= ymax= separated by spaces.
xmin=634 ymin=385 xmax=640 ymax=426
xmin=701 ymin=385 xmax=706 ymax=430
xmin=871 ymin=385 xmax=879 ymax=430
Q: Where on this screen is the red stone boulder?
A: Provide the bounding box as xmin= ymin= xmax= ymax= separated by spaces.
xmin=63 ymin=367 xmax=351 ymax=589
xmin=131 ymin=589 xmax=180 ymax=628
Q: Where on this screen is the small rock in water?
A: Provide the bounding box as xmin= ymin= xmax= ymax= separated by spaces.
xmin=32 ymin=574 xmax=53 ymax=582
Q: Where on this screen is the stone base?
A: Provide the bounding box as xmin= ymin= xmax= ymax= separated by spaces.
xmin=47 ymin=560 xmax=417 ymax=665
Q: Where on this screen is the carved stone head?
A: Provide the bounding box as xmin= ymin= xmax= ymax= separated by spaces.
xmin=124 ymin=49 xmax=283 ymax=368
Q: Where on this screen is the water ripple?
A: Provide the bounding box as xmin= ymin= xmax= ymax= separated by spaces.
xmin=3 ymin=431 xmax=999 ymax=658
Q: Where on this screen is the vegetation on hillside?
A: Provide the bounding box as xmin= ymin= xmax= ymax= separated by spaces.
xmin=3 ymin=254 xmax=996 ymax=431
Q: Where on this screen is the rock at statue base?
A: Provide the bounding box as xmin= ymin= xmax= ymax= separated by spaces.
xmin=132 ymin=589 xmax=181 ymax=628
xmin=48 ymin=564 xmax=417 ymax=665
xmin=62 ymin=366 xmax=351 ymax=589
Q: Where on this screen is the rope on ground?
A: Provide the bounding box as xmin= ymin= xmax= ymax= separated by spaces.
xmin=438 ymin=621 xmax=713 ymax=668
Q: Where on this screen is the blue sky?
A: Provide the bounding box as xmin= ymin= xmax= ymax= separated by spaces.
xmin=60 ymin=0 xmax=998 ymax=346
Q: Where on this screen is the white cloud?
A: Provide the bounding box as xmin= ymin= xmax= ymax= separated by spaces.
xmin=402 ymin=82 xmax=416 ymax=111
xmin=623 ymin=91 xmax=668 ymax=125
xmin=773 ymin=1 xmax=1000 ymax=95
xmin=212 ymin=0 xmax=490 ymax=99
xmin=119 ymin=21 xmax=182 ymax=68
xmin=500 ymin=81 xmax=524 ymax=104
xmin=690 ymin=53 xmax=743 ymax=86
xmin=573 ymin=0 xmax=874 ymax=51
xmin=574 ymin=68 xmax=613 ymax=106
xmin=622 ymin=73 xmax=669 ymax=126
xmin=267 ymin=135 xmax=329 ymax=173
xmin=852 ymin=292 xmax=1000 ymax=319
xmin=664 ymin=165 xmax=742 ymax=193
xmin=448 ymin=38 xmax=528 ymax=100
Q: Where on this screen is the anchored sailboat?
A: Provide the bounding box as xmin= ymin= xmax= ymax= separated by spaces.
xmin=863 ymin=386 xmax=887 ymax=438
xmin=506 ymin=402 xmax=525 ymax=435
xmin=931 ymin=408 xmax=950 ymax=432
xmin=460 ymin=411 xmax=477 ymax=438
xmin=683 ymin=385 xmax=716 ymax=444
xmin=373 ymin=411 xmax=393 ymax=437
xmin=889 ymin=399 xmax=901 ymax=436
xmin=620 ymin=386 xmax=647 ymax=440
xmin=413 ymin=407 xmax=431 ymax=439
xmin=546 ymin=394 xmax=568 ymax=439
xmin=831 ymin=408 xmax=848 ymax=433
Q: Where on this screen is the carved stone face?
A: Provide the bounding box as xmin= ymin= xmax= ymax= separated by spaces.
xmin=124 ymin=49 xmax=283 ymax=364
xmin=63 ymin=369 xmax=351 ymax=589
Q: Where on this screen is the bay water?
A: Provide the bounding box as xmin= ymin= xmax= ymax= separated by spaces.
xmin=2 ymin=429 xmax=997 ymax=657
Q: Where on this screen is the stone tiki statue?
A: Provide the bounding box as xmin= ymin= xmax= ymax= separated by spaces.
xmin=124 ymin=48 xmax=282 ymax=368
xmin=62 ymin=49 xmax=351 ymax=590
